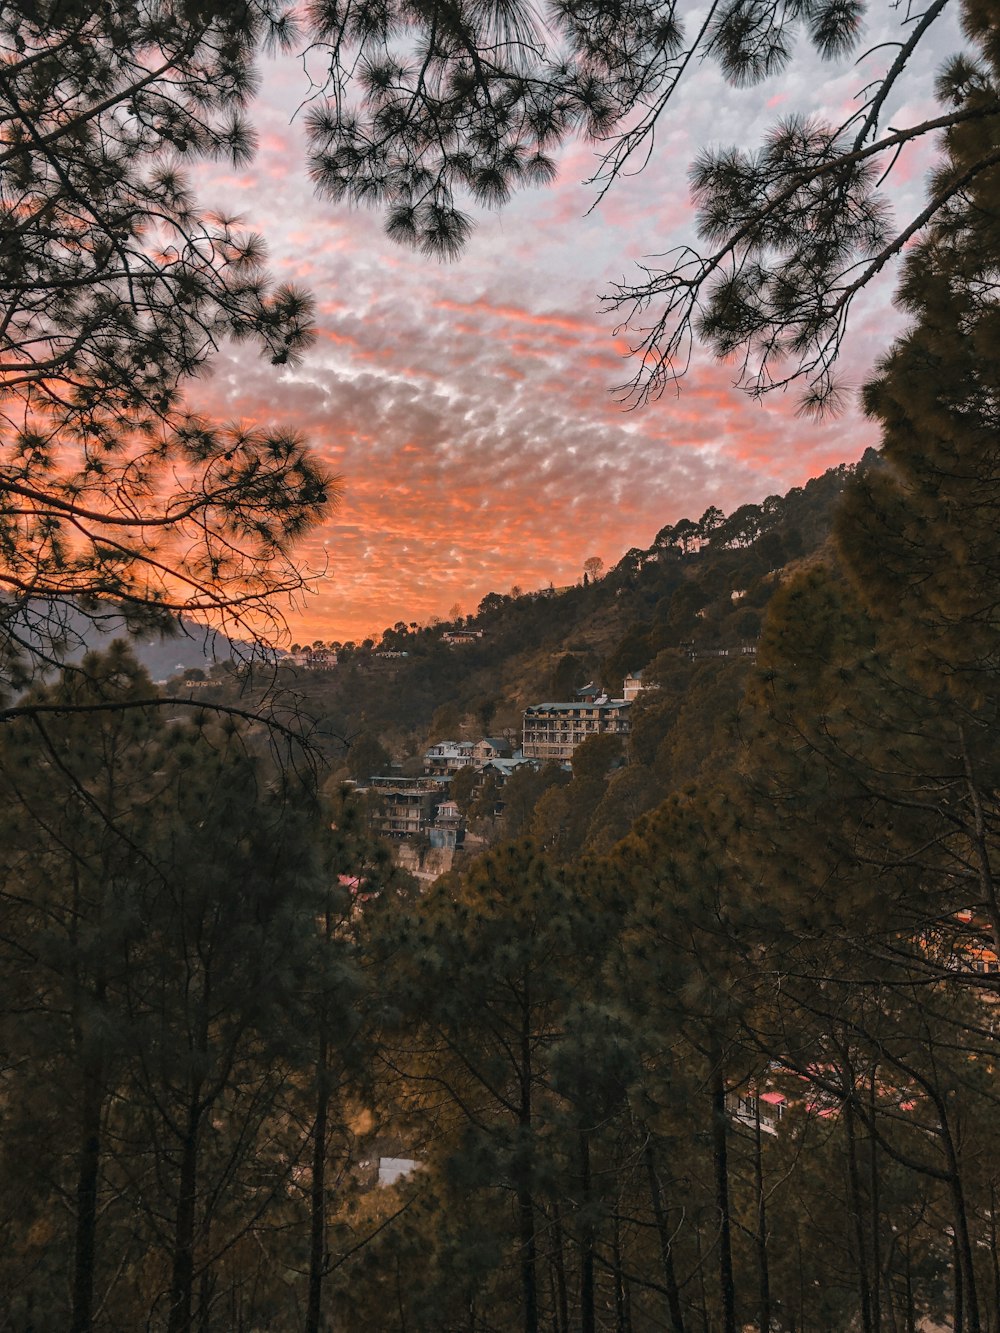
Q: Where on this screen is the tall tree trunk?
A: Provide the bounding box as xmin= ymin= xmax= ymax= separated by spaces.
xmin=197 ymin=1225 xmax=214 ymax=1333
xmin=869 ymin=1069 xmax=882 ymax=1333
xmin=935 ymin=1096 xmax=981 ymax=1333
xmin=710 ymin=1052 xmax=736 ymax=1333
xmin=693 ymin=1222 xmax=710 ymax=1333
xmin=989 ymin=1183 xmax=1000 ymax=1333
xmin=168 ymin=1096 xmax=203 ymax=1333
xmin=70 ymin=1060 xmax=104 ymax=1333
xmin=306 ymin=1030 xmax=329 ymax=1333
xmin=519 ymin=1186 xmax=539 ymax=1333
xmin=644 ymin=1143 xmax=686 ymax=1333
xmin=613 ymin=1209 xmax=631 ymax=1333
xmin=904 ymin=1244 xmax=916 ymax=1333
xmin=754 ymin=1091 xmax=771 ymax=1333
xmin=580 ymin=1128 xmax=595 ymax=1333
xmin=552 ymin=1199 xmax=569 ymax=1333
xmin=518 ymin=992 xmax=538 ymax=1333
xmin=844 ymin=1095 xmax=874 ymax=1333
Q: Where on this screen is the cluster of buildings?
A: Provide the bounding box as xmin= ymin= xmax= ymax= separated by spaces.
xmin=360 ymin=677 xmax=651 ymax=849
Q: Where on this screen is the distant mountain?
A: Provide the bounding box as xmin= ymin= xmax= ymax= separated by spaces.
xmin=10 ymin=601 xmax=249 ymax=684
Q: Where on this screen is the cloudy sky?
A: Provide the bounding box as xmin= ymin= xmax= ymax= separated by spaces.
xmin=188 ymin=6 xmax=962 ymax=644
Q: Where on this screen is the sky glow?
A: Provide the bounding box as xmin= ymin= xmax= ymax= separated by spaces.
xmin=188 ymin=9 xmax=961 ymax=644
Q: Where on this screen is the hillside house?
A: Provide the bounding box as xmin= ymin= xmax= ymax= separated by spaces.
xmin=477 ymin=750 xmax=540 ymax=784
xmin=424 ymin=737 xmax=513 ymax=775
xmin=522 ymin=697 xmax=631 ymax=761
xmin=424 ymin=741 xmax=476 ymax=775
xmin=365 ymin=776 xmax=451 ymax=839
xmin=284 ymin=649 xmax=338 ymax=670
xmin=622 ymin=670 xmax=653 ymax=701
xmin=429 ymin=800 xmax=464 ymax=850
xmin=441 ymin=629 xmax=484 ymax=645
xmin=472 ymin=736 xmax=513 ymax=765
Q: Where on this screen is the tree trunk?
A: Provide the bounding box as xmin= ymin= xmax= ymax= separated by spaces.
xmin=552 ymin=1199 xmax=569 ymax=1333
xmin=844 ymin=1095 xmax=874 ymax=1333
xmin=580 ymin=1128 xmax=595 ymax=1333
xmin=519 ymin=1185 xmax=539 ymax=1333
xmin=644 ymin=1143 xmax=686 ymax=1333
xmin=989 ymin=1184 xmax=1000 ymax=1333
xmin=70 ymin=1061 xmax=104 ymax=1333
xmin=518 ymin=994 xmax=538 ymax=1333
xmin=612 ymin=1209 xmax=631 ymax=1333
xmin=869 ymin=1070 xmax=882 ymax=1333
xmin=754 ymin=1092 xmax=771 ymax=1333
xmin=168 ymin=1097 xmax=203 ymax=1333
xmin=694 ymin=1222 xmax=710 ymax=1333
xmin=936 ymin=1097 xmax=981 ymax=1333
xmin=710 ymin=1053 xmax=737 ymax=1333
xmin=306 ymin=970 xmax=331 ymax=1333
xmin=904 ymin=1245 xmax=916 ymax=1333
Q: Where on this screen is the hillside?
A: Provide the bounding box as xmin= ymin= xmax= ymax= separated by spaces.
xmin=9 ymin=601 xmax=247 ymax=684
xmin=276 ymin=455 xmax=867 ymax=745
xmin=238 ymin=452 xmax=876 ymax=855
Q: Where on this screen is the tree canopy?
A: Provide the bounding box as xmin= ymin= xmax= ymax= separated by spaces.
xmin=306 ymin=0 xmax=995 ymax=408
xmin=1 ymin=2 xmax=334 ymax=698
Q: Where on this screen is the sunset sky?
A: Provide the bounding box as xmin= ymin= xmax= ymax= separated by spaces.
xmin=189 ymin=9 xmax=961 ymax=644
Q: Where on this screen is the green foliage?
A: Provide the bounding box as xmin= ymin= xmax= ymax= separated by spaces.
xmin=346 ymin=729 xmax=392 ymax=781
xmin=0 ymin=647 xmax=366 ymax=1329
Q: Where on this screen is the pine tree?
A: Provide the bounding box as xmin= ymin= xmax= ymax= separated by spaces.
xmin=1 ymin=4 xmax=333 ymax=692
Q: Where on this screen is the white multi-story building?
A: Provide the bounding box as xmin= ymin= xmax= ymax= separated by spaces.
xmin=423 ymin=741 xmax=475 ymax=775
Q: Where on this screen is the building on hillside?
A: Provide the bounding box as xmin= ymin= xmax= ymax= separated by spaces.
xmin=423 ymin=741 xmax=476 ymax=775
xmin=365 ymin=775 xmax=451 ymax=839
xmin=522 ymin=697 xmax=631 ymax=761
xmin=477 ymin=751 xmax=540 ymax=785
xmin=441 ymin=629 xmax=483 ymax=645
xmin=688 ymin=642 xmax=758 ymax=662
xmin=575 ymin=681 xmax=604 ymax=702
xmin=423 ymin=737 xmax=513 ymax=774
xmin=284 ymin=649 xmax=338 ymax=669
xmin=622 ymin=670 xmax=654 ymax=701
xmin=728 ymin=1088 xmax=787 ymax=1137
xmin=471 ymin=736 xmax=513 ymax=765
xmin=429 ymin=800 xmax=464 ymax=850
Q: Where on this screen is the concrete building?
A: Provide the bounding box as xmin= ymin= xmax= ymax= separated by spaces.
xmin=429 ymin=800 xmax=463 ymax=850
xmin=424 ymin=741 xmax=475 ymax=775
xmin=366 ymin=776 xmax=450 ymax=839
xmin=522 ymin=697 xmax=631 ymax=761
xmin=623 ymin=670 xmax=651 ymax=701
xmin=441 ymin=629 xmax=483 ymax=645
xmin=471 ymin=736 xmax=513 ymax=765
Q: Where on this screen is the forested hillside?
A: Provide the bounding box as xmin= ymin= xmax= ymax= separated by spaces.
xmin=266 ymin=456 xmax=864 ymax=764
xmin=217 ymin=455 xmax=867 ymax=857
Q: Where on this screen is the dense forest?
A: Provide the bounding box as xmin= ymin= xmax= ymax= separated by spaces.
xmin=4 ymin=2 xmax=1000 ymax=1331
xmin=5 ymin=392 xmax=1000 ymax=1329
